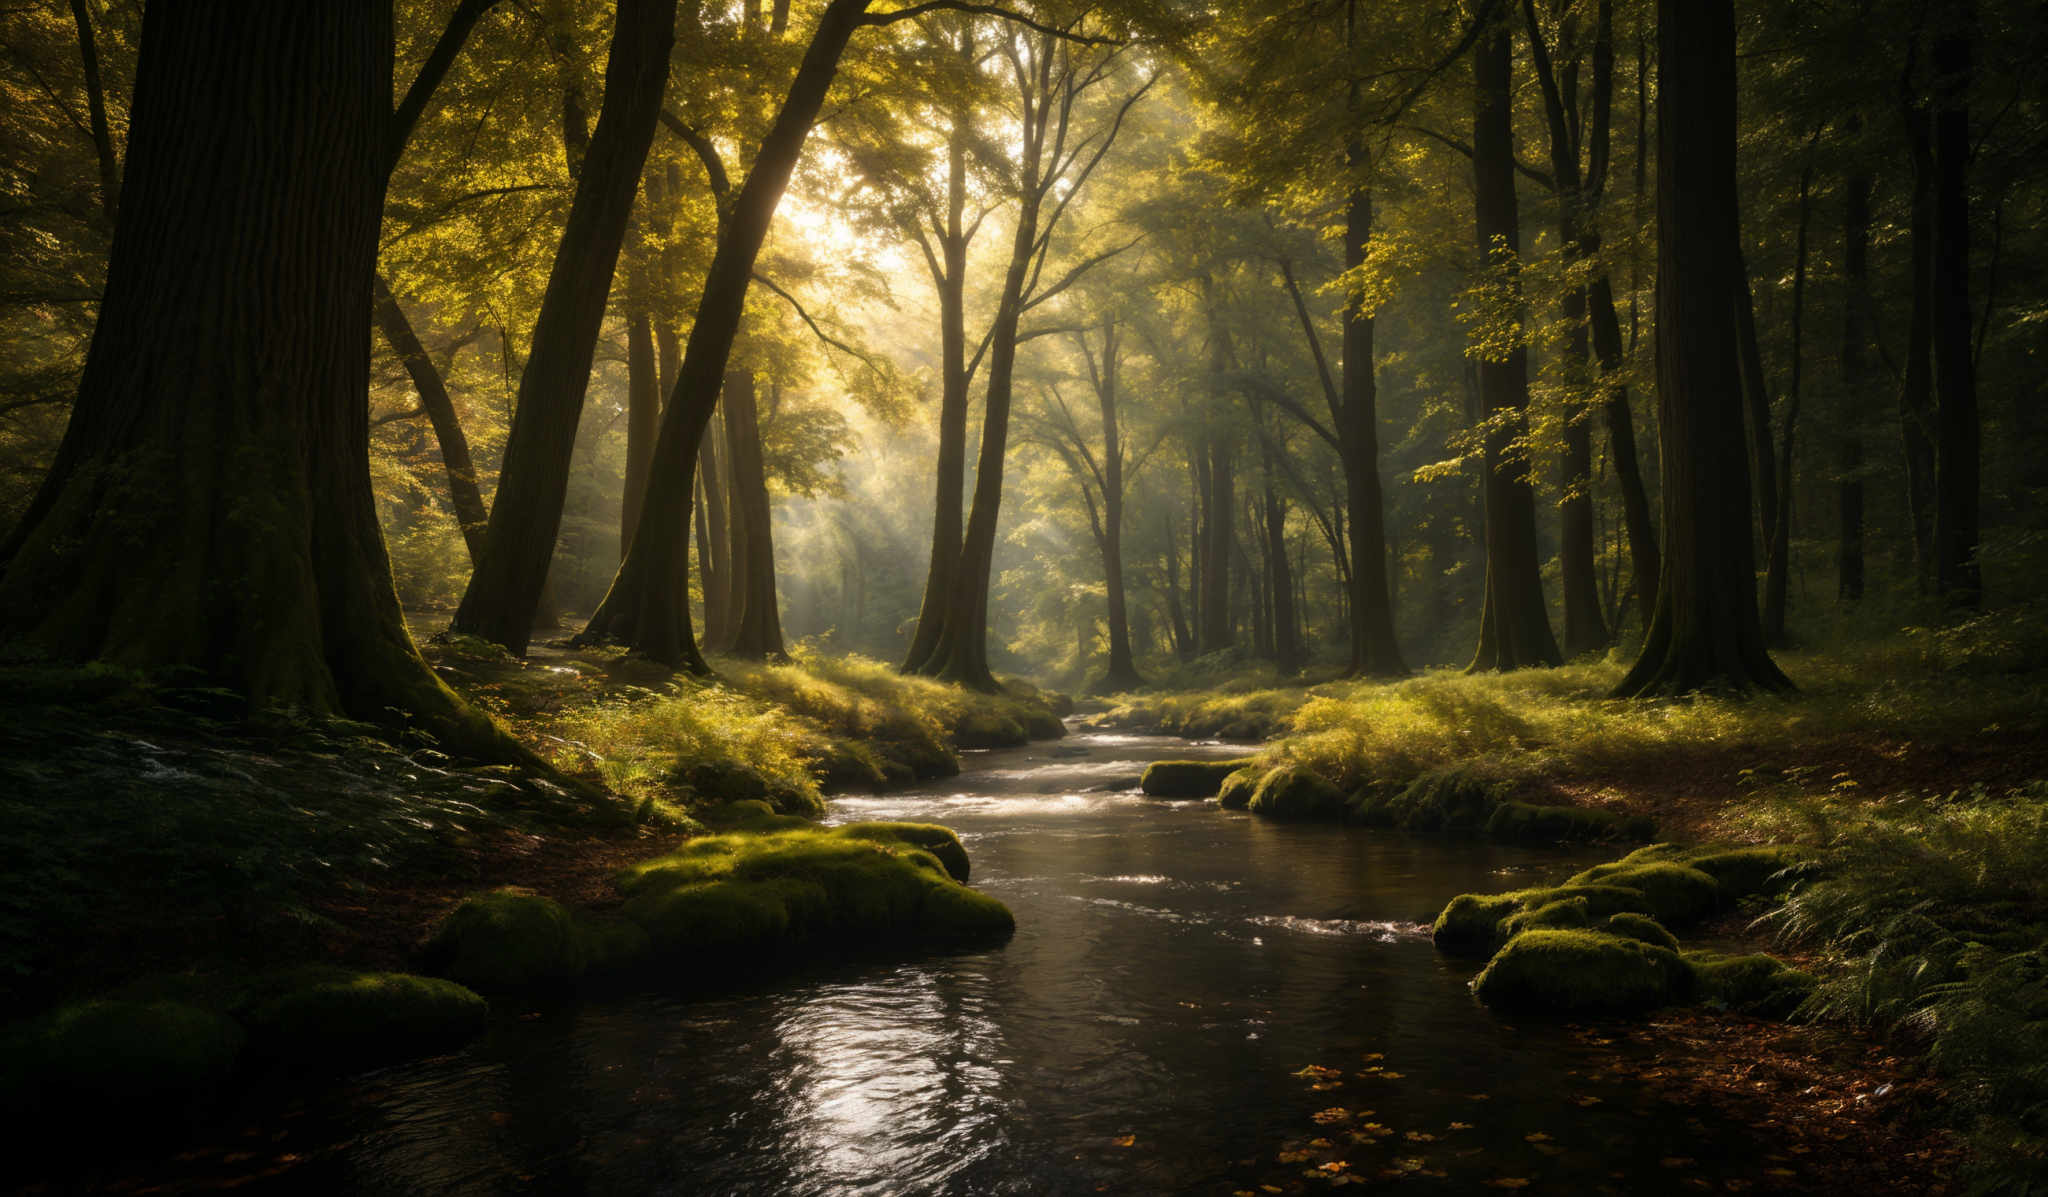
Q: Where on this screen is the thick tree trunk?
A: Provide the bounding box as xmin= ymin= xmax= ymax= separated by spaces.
xmin=1614 ymin=0 xmax=1790 ymax=697
xmin=1264 ymin=475 xmax=1300 ymax=674
xmin=580 ymin=0 xmax=870 ymax=669
xmin=1340 ymin=181 xmax=1406 ymax=677
xmin=1560 ymin=289 xmax=1610 ymax=656
xmin=622 ymin=310 xmax=658 ymax=555
xmin=1588 ymin=271 xmax=1658 ymax=625
xmin=722 ymin=370 xmax=785 ymax=658
xmin=0 ymin=0 xmax=509 ymax=756
xmin=372 ymin=275 xmax=490 ymax=561
xmin=1838 ymin=169 xmax=1872 ymax=601
xmin=1467 ymin=25 xmax=1561 ymax=673
xmin=1930 ymin=1 xmax=1980 ymax=607
xmin=1093 ymin=322 xmax=1142 ymax=692
xmin=697 ymin=414 xmax=731 ymax=646
xmin=453 ymin=0 xmax=676 ymax=653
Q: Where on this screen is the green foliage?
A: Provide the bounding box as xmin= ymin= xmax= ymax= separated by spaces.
xmin=1140 ymin=757 xmax=1259 ymax=798
xmin=1216 ymin=765 xmax=1262 ymax=810
xmin=1685 ymin=952 xmax=1815 ymax=1019
xmin=1471 ymin=930 xmax=1691 ymax=1013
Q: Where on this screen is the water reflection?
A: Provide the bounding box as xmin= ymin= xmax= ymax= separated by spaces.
xmin=97 ymin=730 xmax=1794 ymax=1195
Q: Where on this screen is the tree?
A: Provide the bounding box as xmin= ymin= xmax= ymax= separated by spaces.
xmin=1464 ymin=17 xmax=1561 ymax=672
xmin=0 ymin=0 xmax=509 ymax=755
xmin=1613 ymin=0 xmax=1791 ymax=697
xmin=1929 ymin=0 xmax=1980 ymax=606
xmin=450 ymin=0 xmax=678 ymax=653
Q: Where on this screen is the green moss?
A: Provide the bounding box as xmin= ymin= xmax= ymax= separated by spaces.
xmin=1140 ymin=758 xmax=1259 ymax=799
xmin=241 ymin=968 xmax=486 ymax=1067
xmin=618 ymin=829 xmax=1013 ymax=964
xmin=24 ymin=1000 xmax=245 ymax=1107
xmin=1604 ymin=912 xmax=1680 ymax=951
xmin=1432 ymin=892 xmax=1523 ymax=955
xmin=1246 ymin=765 xmax=1348 ymax=820
xmin=700 ymin=798 xmax=812 ymax=831
xmin=1687 ymin=951 xmax=1816 ymax=1018
xmin=1685 ymin=846 xmax=1806 ymax=900
xmin=955 ymin=710 xmax=1028 ymax=748
xmin=833 ymin=821 xmax=972 ymax=883
xmin=1471 ymin=930 xmax=1691 ymax=1012
xmin=1217 ymin=766 xmax=1262 ymax=810
xmin=1373 ymin=765 xmax=1515 ymax=834
xmin=1485 ymin=800 xmax=1654 ymax=843
xmin=1502 ymin=896 xmax=1592 ymax=937
xmin=420 ymin=889 xmax=587 ymax=992
xmin=1565 ymin=862 xmax=1722 ymax=926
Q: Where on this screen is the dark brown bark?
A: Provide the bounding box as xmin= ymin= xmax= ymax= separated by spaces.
xmin=1838 ymin=166 xmax=1872 ymax=602
xmin=1199 ymin=433 xmax=1235 ymax=655
xmin=697 ymin=413 xmax=732 ymax=646
xmin=1614 ymin=0 xmax=1790 ymax=697
xmin=1084 ymin=320 xmax=1142 ymax=691
xmin=1900 ymin=104 xmax=1938 ymax=587
xmin=0 ymin=0 xmax=510 ymax=757
xmin=1339 ymin=181 xmax=1407 ymax=677
xmin=372 ymin=275 xmax=491 ymax=560
xmin=66 ymin=0 xmax=120 ymax=229
xmin=622 ymin=312 xmax=657 ymax=554
xmin=452 ymin=0 xmax=676 ymax=652
xmin=1763 ymin=134 xmax=1822 ymax=642
xmin=1930 ymin=0 xmax=1980 ymax=606
xmin=1162 ymin=515 xmax=1192 ymax=660
xmin=1262 ymin=461 xmax=1301 ymax=675
xmin=721 ymin=370 xmax=785 ymax=658
xmin=1467 ymin=25 xmax=1561 ymax=673
xmin=580 ymin=0 xmax=871 ymax=670
xmin=902 ymin=84 xmax=974 ymax=674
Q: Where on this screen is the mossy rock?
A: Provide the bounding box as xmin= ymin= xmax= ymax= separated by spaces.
xmin=241 ymin=968 xmax=487 ymax=1068
xmin=624 ymin=878 xmax=805 ymax=954
xmin=955 ymin=710 xmax=1029 ymax=748
xmin=1485 ymin=800 xmax=1654 ymax=844
xmin=1216 ymin=766 xmax=1262 ymax=810
xmin=1502 ymin=896 xmax=1592 ymax=937
xmin=1013 ymin=706 xmax=1069 ymax=741
xmin=1684 ymin=846 xmax=1806 ymax=900
xmin=1687 ymin=952 xmax=1815 ymax=1018
xmin=1246 ymin=765 xmax=1348 ymax=820
xmin=1472 ymin=930 xmax=1691 ymax=1012
xmin=700 ymin=799 xmax=811 ymax=832
xmin=1604 ymin=912 xmax=1680 ymax=951
xmin=19 ymin=1000 xmax=245 ymax=1112
xmin=1432 ymin=892 xmax=1524 ymax=956
xmin=1513 ymin=883 xmax=1658 ymax=919
xmin=1140 ymin=758 xmax=1258 ymax=799
xmin=420 ymin=890 xmax=588 ymax=992
xmin=834 ymin=821 xmax=972 ymax=883
xmin=1566 ymin=862 xmax=1721 ymax=926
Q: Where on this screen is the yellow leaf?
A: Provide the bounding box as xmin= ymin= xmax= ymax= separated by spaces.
xmin=1112 ymin=1135 xmax=1135 ymax=1148
xmin=1524 ymin=1132 xmax=1552 ymax=1143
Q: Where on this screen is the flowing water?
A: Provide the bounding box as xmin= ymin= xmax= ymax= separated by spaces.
xmin=84 ymin=731 xmax=1801 ymax=1195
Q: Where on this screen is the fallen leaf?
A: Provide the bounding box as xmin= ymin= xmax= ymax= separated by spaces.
xmin=1524 ymin=1132 xmax=1552 ymax=1143
xmin=1113 ymin=1135 xmax=1135 ymax=1148
xmin=1485 ymin=1180 xmax=1530 ymax=1190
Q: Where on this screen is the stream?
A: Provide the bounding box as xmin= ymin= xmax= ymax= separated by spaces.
xmin=84 ymin=730 xmax=1803 ymax=1195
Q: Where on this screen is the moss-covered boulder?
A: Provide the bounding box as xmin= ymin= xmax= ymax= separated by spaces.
xmin=1217 ymin=766 xmax=1262 ymax=810
xmin=1485 ymin=801 xmax=1654 ymax=844
xmin=1246 ymin=766 xmax=1348 ymax=820
xmin=833 ymin=821 xmax=972 ymax=884
xmin=1604 ymin=912 xmax=1680 ymax=951
xmin=1433 ymin=892 xmax=1524 ymax=955
xmin=15 ymin=1000 xmax=245 ymax=1114
xmin=701 ymin=798 xmax=812 ymax=831
xmin=1372 ymin=766 xmax=1516 ymax=834
xmin=619 ymin=829 xmax=1013 ymax=963
xmin=1472 ymin=930 xmax=1691 ymax=1012
xmin=241 ymin=968 xmax=487 ymax=1067
xmin=955 ymin=710 xmax=1029 ymax=748
xmin=1140 ymin=758 xmax=1259 ymax=799
xmin=420 ymin=890 xmax=590 ymax=992
xmin=1687 ymin=952 xmax=1815 ymax=1018
xmin=1502 ymin=896 xmax=1592 ymax=937
xmin=1566 ymin=862 xmax=1721 ymax=926
xmin=1684 ymin=846 xmax=1807 ymax=900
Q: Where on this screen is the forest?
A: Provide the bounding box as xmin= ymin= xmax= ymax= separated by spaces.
xmin=1 ymin=0 xmax=2045 ymax=1192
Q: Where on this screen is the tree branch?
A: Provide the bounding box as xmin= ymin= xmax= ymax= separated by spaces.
xmin=752 ymin=272 xmax=886 ymax=377
xmin=859 ymin=2 xmax=1123 ymax=47
xmin=390 ymin=0 xmax=506 ymax=173
xmin=660 ymin=108 xmax=731 ymax=199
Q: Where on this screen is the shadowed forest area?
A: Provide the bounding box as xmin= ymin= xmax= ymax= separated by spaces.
xmin=2 ymin=0 xmax=2047 ymax=1192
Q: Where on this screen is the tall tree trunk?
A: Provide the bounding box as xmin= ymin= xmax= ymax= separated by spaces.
xmin=697 ymin=412 xmax=731 ymax=647
xmin=0 ymin=0 xmax=510 ymax=757
xmin=1263 ymin=470 xmax=1301 ymax=674
xmin=1163 ymin=516 xmax=1192 ymax=660
xmin=1467 ymin=24 xmax=1562 ymax=672
xmin=1838 ymin=166 xmax=1873 ymax=602
xmin=1340 ymin=179 xmax=1406 ymax=677
xmin=1198 ymin=425 xmax=1235 ymax=655
xmin=1900 ymin=104 xmax=1938 ymax=588
xmin=453 ymin=0 xmax=676 ymax=653
xmin=1735 ymin=260 xmax=1780 ymax=571
xmin=1763 ymin=135 xmax=1821 ymax=642
xmin=1930 ymin=0 xmax=1980 ymax=606
xmin=1560 ymin=292 xmax=1610 ymax=655
xmin=622 ymin=310 xmax=657 ymax=555
xmin=1614 ymin=0 xmax=1790 ymax=697
xmin=902 ymin=106 xmax=972 ymax=674
xmin=1094 ymin=320 xmax=1142 ymax=691
xmin=372 ymin=275 xmax=490 ymax=562
xmin=580 ymin=0 xmax=870 ymax=670
xmin=722 ymin=370 xmax=784 ymax=658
